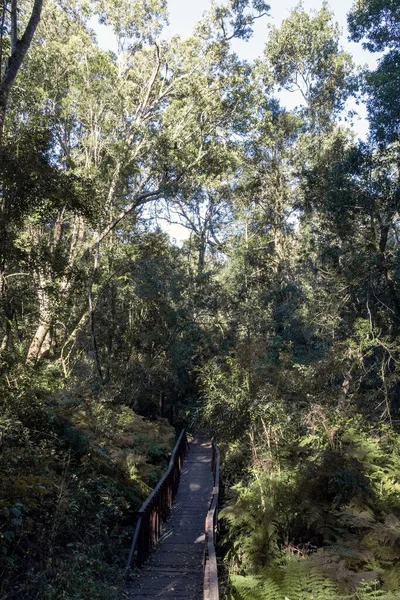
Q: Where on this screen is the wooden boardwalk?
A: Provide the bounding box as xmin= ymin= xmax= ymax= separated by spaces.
xmin=127 ymin=435 xmax=214 ymax=600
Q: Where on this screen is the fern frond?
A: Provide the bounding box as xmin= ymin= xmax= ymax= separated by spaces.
xmin=354 ymin=579 xmax=389 ymax=599
xmin=231 ymin=575 xmax=281 ymax=600
xmin=381 ymin=567 xmax=400 ymax=592
xmin=280 ymin=560 xmax=339 ymax=600
xmin=338 ymin=507 xmax=376 ymax=529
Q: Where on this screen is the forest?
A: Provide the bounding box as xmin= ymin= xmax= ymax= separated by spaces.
xmin=1 ymin=0 xmax=400 ymax=598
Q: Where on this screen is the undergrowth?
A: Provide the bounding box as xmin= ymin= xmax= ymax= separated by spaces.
xmin=200 ymin=356 xmax=400 ymax=600
xmin=0 ymin=366 xmax=174 ymax=600
xmin=220 ymin=415 xmax=400 ymax=600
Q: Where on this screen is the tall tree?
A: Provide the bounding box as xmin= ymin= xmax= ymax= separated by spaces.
xmin=348 ymin=0 xmax=400 ymax=142
xmin=0 ymin=0 xmax=43 ymax=145
xmin=265 ymin=2 xmax=354 ymax=132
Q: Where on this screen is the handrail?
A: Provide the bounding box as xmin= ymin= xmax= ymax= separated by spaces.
xmin=126 ymin=429 xmax=189 ymax=574
xmin=203 ymin=439 xmax=220 ymax=600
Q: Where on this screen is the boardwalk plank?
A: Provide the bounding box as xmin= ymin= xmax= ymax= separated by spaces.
xmin=126 ymin=436 xmax=213 ymax=600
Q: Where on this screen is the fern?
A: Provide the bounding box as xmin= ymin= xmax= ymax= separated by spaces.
xmin=353 ymin=580 xmax=398 ymax=600
xmin=223 ymin=412 xmax=400 ymax=600
xmin=231 ymin=575 xmax=281 ymax=600
xmin=281 ymin=562 xmax=339 ymax=600
xmin=232 ymin=563 xmax=339 ymax=600
xmin=381 ymin=567 xmax=400 ymax=592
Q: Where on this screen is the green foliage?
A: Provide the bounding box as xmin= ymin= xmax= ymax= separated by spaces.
xmin=1 ymin=129 xmax=99 ymax=225
xmin=231 ymin=564 xmax=339 ymax=600
xmin=348 ymin=0 xmax=400 ymax=53
xmin=230 ymin=574 xmax=281 ymax=600
xmin=265 ymin=3 xmax=354 ymax=128
xmin=94 ymin=0 xmax=168 ymax=42
xmin=203 ymin=0 xmax=270 ymax=43
xmin=2 ymin=0 xmax=400 ymax=598
xmin=199 ymin=356 xmax=251 ymax=441
xmin=0 ymin=368 xmax=174 ymax=599
xmin=348 ymin=0 xmax=400 ymax=141
xmin=217 ymin=404 xmax=400 ymax=599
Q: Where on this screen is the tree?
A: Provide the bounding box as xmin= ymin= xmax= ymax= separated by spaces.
xmin=203 ymin=0 xmax=270 ymax=42
xmin=265 ymin=3 xmax=354 ymax=131
xmin=3 ymin=1 xmax=400 ymax=598
xmin=1 ymin=0 xmax=270 ymax=368
xmin=0 ymin=0 xmax=43 ymax=145
xmin=348 ymin=0 xmax=400 ymax=141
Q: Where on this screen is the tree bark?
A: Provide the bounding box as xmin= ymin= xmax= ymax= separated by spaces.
xmin=26 ymin=276 xmax=51 ymax=365
xmin=0 ymin=0 xmax=43 ymax=146
xmin=26 ymin=319 xmax=51 ymax=364
xmin=377 ymin=219 xmax=400 ymax=320
xmin=88 ymin=248 xmax=103 ymax=383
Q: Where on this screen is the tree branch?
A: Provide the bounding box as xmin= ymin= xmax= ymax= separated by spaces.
xmin=10 ymin=0 xmax=17 ymax=53
xmin=85 ymin=189 xmax=163 ymax=252
xmin=0 ymin=0 xmax=43 ymax=144
xmin=2 ymin=0 xmax=43 ymax=89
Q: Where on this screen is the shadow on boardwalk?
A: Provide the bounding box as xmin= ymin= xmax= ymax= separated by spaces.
xmin=126 ymin=434 xmax=214 ymax=600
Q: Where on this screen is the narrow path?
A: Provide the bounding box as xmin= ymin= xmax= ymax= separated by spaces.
xmin=127 ymin=435 xmax=214 ymax=600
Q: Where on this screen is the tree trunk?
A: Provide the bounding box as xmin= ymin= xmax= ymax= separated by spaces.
xmin=0 ymin=0 xmax=43 ymax=146
xmin=88 ymin=248 xmax=103 ymax=382
xmin=197 ymin=232 xmax=206 ymax=274
xmin=0 ymin=89 xmax=8 ymax=145
xmin=26 ymin=273 xmax=52 ymax=364
xmin=378 ymin=220 xmax=400 ymax=319
xmin=26 ymin=318 xmax=51 ymax=364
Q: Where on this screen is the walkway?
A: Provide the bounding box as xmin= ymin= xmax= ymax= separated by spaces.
xmin=127 ymin=435 xmax=214 ymax=600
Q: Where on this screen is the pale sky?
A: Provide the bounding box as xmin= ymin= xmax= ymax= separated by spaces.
xmin=165 ymin=0 xmax=379 ymax=139
xmin=96 ymin=0 xmax=378 ymax=69
xmin=167 ymin=0 xmax=372 ymax=65
xmin=95 ymin=0 xmax=376 ymax=137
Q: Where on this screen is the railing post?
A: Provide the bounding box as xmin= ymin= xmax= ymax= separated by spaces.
xmin=204 ymin=439 xmax=220 ymax=600
xmin=125 ymin=429 xmax=188 ymax=576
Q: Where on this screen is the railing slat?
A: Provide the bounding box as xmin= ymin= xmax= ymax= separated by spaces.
xmin=125 ymin=429 xmax=189 ymax=575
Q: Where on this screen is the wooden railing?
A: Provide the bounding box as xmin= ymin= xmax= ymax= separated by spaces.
xmin=203 ymin=439 xmax=220 ymax=600
xmin=126 ymin=429 xmax=189 ymax=573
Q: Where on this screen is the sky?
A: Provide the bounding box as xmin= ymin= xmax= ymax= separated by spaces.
xmin=165 ymin=0 xmax=380 ymax=138
xmin=166 ymin=0 xmax=379 ymax=70
xmin=95 ymin=0 xmax=378 ymax=137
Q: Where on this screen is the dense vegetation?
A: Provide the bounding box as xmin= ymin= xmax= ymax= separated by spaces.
xmin=1 ymin=0 xmax=400 ymax=598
